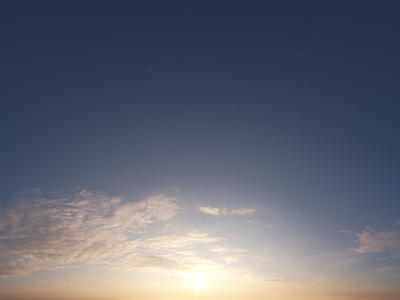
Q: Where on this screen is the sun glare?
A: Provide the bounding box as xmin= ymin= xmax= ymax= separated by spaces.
xmin=194 ymin=275 xmax=204 ymax=287
xmin=193 ymin=275 xmax=208 ymax=299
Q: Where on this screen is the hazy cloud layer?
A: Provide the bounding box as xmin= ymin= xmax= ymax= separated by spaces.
xmin=0 ymin=189 xmax=261 ymax=281
xmin=199 ymin=206 xmax=255 ymax=216
xmin=134 ymin=255 xmax=271 ymax=282
xmin=0 ymin=189 xmax=181 ymax=277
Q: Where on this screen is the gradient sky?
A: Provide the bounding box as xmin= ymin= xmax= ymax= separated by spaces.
xmin=1 ymin=1 xmax=400 ymax=300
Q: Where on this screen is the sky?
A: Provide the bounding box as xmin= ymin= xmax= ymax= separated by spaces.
xmin=1 ymin=1 xmax=400 ymax=299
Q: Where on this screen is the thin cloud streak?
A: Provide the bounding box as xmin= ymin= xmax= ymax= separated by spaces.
xmin=377 ymin=266 xmax=399 ymax=274
xmin=198 ymin=206 xmax=256 ymax=216
xmin=131 ymin=231 xmax=221 ymax=250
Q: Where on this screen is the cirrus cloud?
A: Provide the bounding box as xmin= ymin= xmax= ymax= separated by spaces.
xmin=198 ymin=206 xmax=255 ymax=216
xmin=0 ymin=188 xmax=277 ymax=284
xmin=0 ymin=188 xmax=180 ymax=278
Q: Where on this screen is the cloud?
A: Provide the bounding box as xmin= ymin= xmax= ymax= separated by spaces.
xmin=199 ymin=206 xmax=221 ymax=216
xmin=137 ymin=256 xmax=183 ymax=271
xmin=314 ymin=278 xmax=332 ymax=283
xmin=209 ymin=246 xmax=247 ymax=259
xmin=223 ymin=255 xmax=241 ymax=263
xmin=343 ymin=226 xmax=400 ymax=256
xmin=134 ymin=255 xmax=262 ymax=281
xmin=198 ymin=206 xmax=255 ymax=216
xmin=210 ymin=246 xmax=229 ymax=252
xmin=0 ymin=188 xmax=180 ymax=278
xmin=0 ymin=188 xmax=277 ymax=284
xmin=230 ymin=207 xmax=255 ymax=216
xmin=130 ymin=231 xmax=222 ymax=252
xmin=261 ymin=278 xmax=284 ymax=282
xmin=377 ymin=266 xmax=399 ymax=274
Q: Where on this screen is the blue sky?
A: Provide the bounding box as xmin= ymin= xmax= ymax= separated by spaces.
xmin=1 ymin=1 xmax=400 ymax=299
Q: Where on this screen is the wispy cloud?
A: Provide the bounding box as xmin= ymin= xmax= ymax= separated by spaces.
xmin=0 ymin=188 xmax=266 ymax=283
xmin=131 ymin=231 xmax=221 ymax=251
xmin=209 ymin=246 xmax=247 ymax=254
xmin=377 ymin=266 xmax=399 ymax=274
xmin=247 ymin=219 xmax=273 ymax=227
xmin=134 ymin=255 xmax=258 ymax=280
xmin=343 ymin=226 xmax=400 ymax=257
xmin=210 ymin=246 xmax=229 ymax=252
xmin=230 ymin=207 xmax=256 ymax=216
xmin=198 ymin=206 xmax=255 ymax=216
xmin=261 ymin=278 xmax=284 ymax=282
xmin=199 ymin=206 xmax=221 ymax=216
xmin=223 ymin=255 xmax=241 ymax=263
xmin=0 ymin=188 xmax=181 ymax=277
xmin=314 ymin=278 xmax=333 ymax=283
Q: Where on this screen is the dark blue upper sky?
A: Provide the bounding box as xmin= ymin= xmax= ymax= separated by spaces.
xmin=1 ymin=0 xmax=400 ymax=227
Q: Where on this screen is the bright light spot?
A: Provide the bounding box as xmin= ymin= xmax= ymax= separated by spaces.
xmin=193 ymin=275 xmax=204 ymax=287
xmin=192 ymin=274 xmax=209 ymax=299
